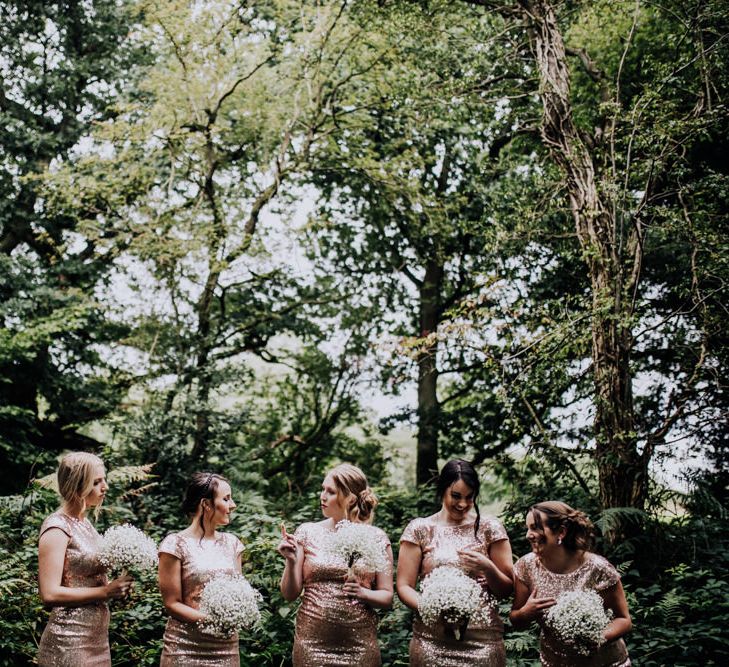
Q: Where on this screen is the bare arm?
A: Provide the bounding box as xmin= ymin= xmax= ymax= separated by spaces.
xmin=509 ymin=574 xmax=555 ymax=629
xmin=158 ymin=553 xmax=205 ymax=623
xmin=601 ymin=581 xmax=632 ymax=641
xmin=395 ymin=541 xmax=422 ymax=611
xmin=458 ymin=538 xmax=514 ymax=599
xmin=343 ymin=543 xmax=394 ymax=609
xmin=38 ymin=528 xmax=131 ymax=606
xmin=277 ymin=529 xmax=304 ymax=602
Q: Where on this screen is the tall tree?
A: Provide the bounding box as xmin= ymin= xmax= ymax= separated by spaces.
xmin=0 ymin=0 xmax=144 ymax=489
xmin=308 ymin=0 xmax=535 ymax=484
xmin=43 ymin=0 xmax=394 ymax=475
xmin=455 ymin=0 xmax=729 ymax=509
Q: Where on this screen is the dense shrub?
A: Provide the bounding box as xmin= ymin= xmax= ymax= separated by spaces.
xmin=2 ymin=463 xmax=728 ymax=665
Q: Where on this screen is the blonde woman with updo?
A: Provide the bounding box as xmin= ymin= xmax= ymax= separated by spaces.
xmin=277 ymin=463 xmax=393 ymax=666
xmin=511 ymin=501 xmax=632 ymax=666
xmin=37 ymin=452 xmax=133 ymax=667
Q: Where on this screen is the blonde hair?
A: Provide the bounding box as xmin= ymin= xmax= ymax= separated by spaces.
xmin=328 ymin=463 xmax=378 ymax=523
xmin=57 ymin=452 xmax=105 ymax=513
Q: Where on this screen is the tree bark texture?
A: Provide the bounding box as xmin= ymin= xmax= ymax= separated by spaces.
xmin=416 ymin=260 xmax=444 ymax=486
xmin=520 ymin=0 xmax=646 ymax=509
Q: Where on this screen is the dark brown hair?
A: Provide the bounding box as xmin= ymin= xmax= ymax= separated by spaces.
xmin=182 ymin=472 xmax=228 ymax=542
xmin=529 ymin=500 xmax=596 ymax=552
xmin=436 ymin=459 xmax=481 ymax=538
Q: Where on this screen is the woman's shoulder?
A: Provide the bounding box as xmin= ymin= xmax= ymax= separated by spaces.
xmin=296 ymin=520 xmax=322 ymax=531
xmin=218 ymin=530 xmax=242 ymax=544
xmin=585 ymin=552 xmax=620 ymax=582
xmin=158 ymin=531 xmax=186 ymax=556
xmin=514 ymin=551 xmax=538 ymax=568
xmin=39 ymin=511 xmax=73 ymax=539
xmin=477 ymin=515 xmax=508 ymax=543
xmin=292 ymin=520 xmax=320 ymax=540
xmin=369 ymin=524 xmax=390 ymax=543
xmin=160 ymin=530 xmax=184 ymax=541
xmin=218 ymin=531 xmax=245 ymax=555
xmin=399 ymin=515 xmax=432 ymax=544
xmin=406 ymin=515 xmax=433 ymax=530
xmin=513 ymin=551 xmax=538 ymax=575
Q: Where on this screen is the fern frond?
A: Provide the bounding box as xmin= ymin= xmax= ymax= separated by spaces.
xmin=33 ymin=473 xmax=58 ymax=491
xmin=617 ymin=560 xmax=633 ymax=575
xmin=119 ymin=481 xmax=159 ymax=501
xmin=107 ymin=464 xmax=155 ymax=485
xmin=655 ymin=588 xmax=685 ymax=625
xmin=595 ymin=507 xmax=646 ymax=534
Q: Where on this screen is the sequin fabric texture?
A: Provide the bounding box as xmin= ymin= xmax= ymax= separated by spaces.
xmin=159 ymin=532 xmax=244 ymax=667
xmin=292 ymin=521 xmax=392 ymax=667
xmin=513 ymin=552 xmax=631 ymax=666
xmin=37 ymin=512 xmax=111 ymax=667
xmin=400 ymin=514 xmax=509 ymax=667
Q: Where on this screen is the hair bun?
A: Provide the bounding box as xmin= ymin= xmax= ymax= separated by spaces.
xmin=356 ymin=487 xmax=378 ymax=520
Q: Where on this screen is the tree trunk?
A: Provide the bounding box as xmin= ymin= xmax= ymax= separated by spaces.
xmin=416 ymin=260 xmax=443 ymax=486
xmin=190 ymin=140 xmax=223 ymax=463
xmin=521 ymin=0 xmax=646 ymax=509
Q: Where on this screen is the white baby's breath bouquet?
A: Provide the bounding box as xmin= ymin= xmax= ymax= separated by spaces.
xmin=418 ymin=565 xmax=493 ymax=640
xmin=99 ymin=524 xmax=158 ymax=574
xmin=198 ymin=573 xmax=263 ymax=638
xmin=327 ymin=520 xmax=388 ymax=574
xmin=544 ymin=590 xmax=612 ymax=656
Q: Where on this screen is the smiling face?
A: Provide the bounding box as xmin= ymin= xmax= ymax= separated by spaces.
xmin=441 ymin=479 xmax=475 ymax=522
xmin=525 ymin=510 xmax=564 ymax=556
xmin=83 ymin=464 xmax=108 ymax=508
xmin=320 ymin=473 xmax=346 ymax=521
xmin=208 ymin=480 xmax=236 ymax=527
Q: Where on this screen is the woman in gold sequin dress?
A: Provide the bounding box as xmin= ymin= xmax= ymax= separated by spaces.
xmin=277 ymin=463 xmax=394 ymax=667
xmin=397 ymin=459 xmax=513 ymax=667
xmin=37 ymin=452 xmax=134 ymax=667
xmin=158 ymin=472 xmax=244 ymax=666
xmin=510 ymin=501 xmax=632 ymax=666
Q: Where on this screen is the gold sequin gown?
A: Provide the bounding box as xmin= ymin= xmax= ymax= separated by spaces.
xmin=292 ymin=521 xmax=392 ymax=667
xmin=513 ymin=552 xmax=631 ymax=666
xmin=159 ymin=532 xmax=244 ymax=667
xmin=400 ymin=514 xmax=508 ymax=667
xmin=37 ymin=512 xmax=111 ymax=667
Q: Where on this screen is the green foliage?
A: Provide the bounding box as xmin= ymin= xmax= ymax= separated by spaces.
xmin=1 ymin=0 xmax=728 ymax=664
xmin=3 ymin=459 xmax=729 ymax=664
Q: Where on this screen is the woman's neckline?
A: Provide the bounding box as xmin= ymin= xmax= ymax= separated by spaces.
xmin=181 ymin=530 xmax=221 ymax=543
xmin=537 ymin=551 xmax=590 ymax=575
xmin=59 ymin=509 xmax=87 ymax=523
xmin=429 ymin=512 xmax=477 ymax=528
xmin=318 ymin=518 xmax=371 ymax=531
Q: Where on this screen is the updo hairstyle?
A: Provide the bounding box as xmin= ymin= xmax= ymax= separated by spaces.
xmin=57 ymin=452 xmax=105 ymax=512
xmin=435 ymin=459 xmax=481 ymax=538
xmin=329 ymin=463 xmax=378 ymax=523
xmin=529 ymin=500 xmax=596 ymax=552
xmin=182 ymin=472 xmax=228 ymax=539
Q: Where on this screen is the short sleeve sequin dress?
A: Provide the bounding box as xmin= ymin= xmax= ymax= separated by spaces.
xmin=159 ymin=531 xmax=244 ymax=667
xmin=400 ymin=514 xmax=508 ymax=667
xmin=513 ymin=551 xmax=631 ymax=666
xmin=292 ymin=521 xmax=392 ymax=667
xmin=37 ymin=512 xmax=111 ymax=667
